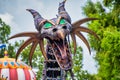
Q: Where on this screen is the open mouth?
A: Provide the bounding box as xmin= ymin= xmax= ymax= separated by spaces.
xmin=50 ymin=37 xmax=72 ymax=70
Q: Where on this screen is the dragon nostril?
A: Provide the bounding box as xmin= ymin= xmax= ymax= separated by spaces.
xmin=53 ymin=28 xmax=57 ymax=32
xmin=62 ymin=26 xmax=67 ymax=29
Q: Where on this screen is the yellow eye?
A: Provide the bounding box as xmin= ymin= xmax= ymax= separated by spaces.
xmin=44 ymin=22 xmax=52 ymax=29
xmin=59 ymin=19 xmax=66 ymax=24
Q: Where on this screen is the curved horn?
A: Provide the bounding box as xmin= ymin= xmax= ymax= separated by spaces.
xmin=58 ymin=0 xmax=71 ymax=23
xmin=26 ymin=9 xmax=45 ymax=31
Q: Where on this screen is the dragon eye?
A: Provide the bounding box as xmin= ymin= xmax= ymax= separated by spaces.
xmin=59 ymin=19 xmax=66 ymax=24
xmin=44 ymin=22 xmax=52 ymax=29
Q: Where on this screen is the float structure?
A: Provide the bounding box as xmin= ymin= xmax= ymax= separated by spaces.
xmin=0 ymin=51 xmax=36 ymax=80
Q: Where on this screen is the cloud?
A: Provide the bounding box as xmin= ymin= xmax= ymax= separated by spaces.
xmin=0 ymin=13 xmax=13 ymax=25
xmin=0 ymin=13 xmax=21 ymax=35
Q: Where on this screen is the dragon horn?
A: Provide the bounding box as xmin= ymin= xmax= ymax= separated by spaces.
xmin=58 ymin=0 xmax=71 ymax=23
xmin=26 ymin=9 xmax=45 ymax=31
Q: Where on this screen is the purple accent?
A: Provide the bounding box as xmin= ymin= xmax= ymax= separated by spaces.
xmin=5 ymin=54 xmax=8 ymax=56
xmin=58 ymin=1 xmax=65 ymax=13
xmin=26 ymin=9 xmax=45 ymax=31
xmin=58 ymin=1 xmax=71 ymax=23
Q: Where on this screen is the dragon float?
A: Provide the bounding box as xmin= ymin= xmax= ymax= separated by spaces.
xmin=9 ymin=0 xmax=99 ymax=80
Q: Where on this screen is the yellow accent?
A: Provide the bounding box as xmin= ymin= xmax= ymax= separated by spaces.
xmin=0 ymin=74 xmax=7 ymax=80
xmin=0 ymin=78 xmax=7 ymax=80
xmin=4 ymin=51 xmax=8 ymax=58
xmin=0 ymin=58 xmax=31 ymax=69
xmin=0 ymin=51 xmax=32 ymax=69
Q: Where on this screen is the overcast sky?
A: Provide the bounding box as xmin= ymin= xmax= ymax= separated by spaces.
xmin=0 ymin=0 xmax=100 ymax=74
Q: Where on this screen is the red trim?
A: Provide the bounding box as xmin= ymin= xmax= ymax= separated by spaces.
xmin=0 ymin=68 xmax=1 ymax=73
xmin=9 ymin=68 xmax=18 ymax=80
xmin=23 ymin=69 xmax=31 ymax=80
xmin=0 ymin=69 xmax=1 ymax=77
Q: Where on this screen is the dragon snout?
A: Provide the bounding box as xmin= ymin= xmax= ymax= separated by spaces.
xmin=52 ymin=26 xmax=69 ymax=40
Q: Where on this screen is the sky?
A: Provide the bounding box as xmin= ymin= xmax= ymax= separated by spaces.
xmin=0 ymin=0 xmax=100 ymax=74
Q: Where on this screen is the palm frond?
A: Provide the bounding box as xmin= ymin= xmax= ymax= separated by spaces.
xmin=71 ymin=18 xmax=99 ymax=54
xmin=39 ymin=39 xmax=48 ymax=60
xmin=76 ymin=32 xmax=91 ymax=54
xmin=72 ymin=18 xmax=98 ymax=27
xmin=29 ymin=41 xmax=39 ymax=67
xmin=73 ymin=26 xmax=99 ymax=39
xmin=8 ymin=32 xmax=38 ymax=39
xmin=70 ymin=33 xmax=77 ymax=54
xmin=16 ymin=38 xmax=38 ymax=60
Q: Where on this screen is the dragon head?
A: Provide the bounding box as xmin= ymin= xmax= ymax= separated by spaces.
xmin=9 ymin=0 xmax=99 ymax=70
xmin=26 ymin=1 xmax=72 ymax=70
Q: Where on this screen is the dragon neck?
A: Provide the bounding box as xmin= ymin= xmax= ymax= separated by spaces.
xmin=42 ymin=42 xmax=65 ymax=79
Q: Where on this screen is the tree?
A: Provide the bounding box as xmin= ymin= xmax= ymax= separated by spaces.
xmin=0 ymin=18 xmax=19 ymax=58
xmin=67 ymin=45 xmax=95 ymax=80
xmin=82 ymin=0 xmax=120 ymax=79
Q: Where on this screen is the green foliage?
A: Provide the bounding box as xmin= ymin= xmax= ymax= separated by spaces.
xmin=0 ymin=18 xmax=10 ymax=43
xmin=82 ymin=0 xmax=120 ymax=79
xmin=65 ymin=44 xmax=94 ymax=80
xmin=21 ymin=45 xmax=44 ymax=79
xmin=0 ymin=18 xmax=20 ymax=58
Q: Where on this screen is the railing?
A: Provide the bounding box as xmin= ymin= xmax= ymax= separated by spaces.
xmin=42 ymin=60 xmax=65 ymax=80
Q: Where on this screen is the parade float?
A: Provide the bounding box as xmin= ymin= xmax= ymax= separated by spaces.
xmin=0 ymin=50 xmax=36 ymax=80
xmin=8 ymin=0 xmax=99 ymax=79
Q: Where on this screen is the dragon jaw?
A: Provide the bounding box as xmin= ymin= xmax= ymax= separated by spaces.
xmin=45 ymin=29 xmax=73 ymax=70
